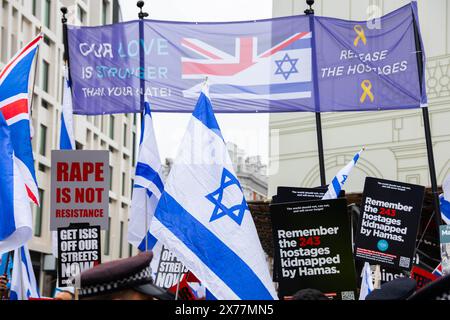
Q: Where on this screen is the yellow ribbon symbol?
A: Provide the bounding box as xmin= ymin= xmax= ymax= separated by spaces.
xmin=360 ymin=80 xmax=374 ymax=103
xmin=353 ymin=25 xmax=367 ymax=47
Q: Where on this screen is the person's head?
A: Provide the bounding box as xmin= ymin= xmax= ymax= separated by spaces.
xmin=54 ymin=290 xmax=75 ymax=300
xmin=291 ymin=288 xmax=329 ymax=300
xmin=76 ymin=252 xmax=174 ymax=300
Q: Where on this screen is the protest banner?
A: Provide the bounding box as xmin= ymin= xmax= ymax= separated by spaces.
xmin=355 ymin=177 xmax=425 ymax=271
xmin=270 ymin=198 xmax=357 ymax=300
xmin=57 ymin=224 xmax=101 ymax=287
xmin=439 ymin=225 xmax=450 ymax=276
xmin=151 ymin=243 xmax=188 ymax=290
xmin=66 ymin=3 xmax=424 ymax=115
xmin=50 ymin=150 xmax=110 ymax=231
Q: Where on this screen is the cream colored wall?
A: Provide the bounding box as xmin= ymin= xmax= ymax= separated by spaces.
xmin=269 ymin=0 xmax=450 ymax=196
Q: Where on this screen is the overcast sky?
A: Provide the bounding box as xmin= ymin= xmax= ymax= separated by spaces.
xmin=118 ymin=0 xmax=272 ymax=164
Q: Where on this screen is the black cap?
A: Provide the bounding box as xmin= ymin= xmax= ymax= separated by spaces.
xmin=76 ymin=252 xmax=173 ymax=300
xmin=365 ymin=278 xmax=417 ymax=300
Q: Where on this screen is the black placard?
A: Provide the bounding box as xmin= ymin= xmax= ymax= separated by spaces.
xmin=57 ymin=224 xmax=101 ymax=287
xmin=354 ymin=177 xmax=425 ymax=271
xmin=270 ymin=198 xmax=357 ymax=300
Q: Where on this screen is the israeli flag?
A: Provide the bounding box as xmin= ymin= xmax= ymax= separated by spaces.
xmin=322 ymin=148 xmax=364 ymax=200
xmin=359 ymin=262 xmax=374 ymax=300
xmin=440 ymin=174 xmax=450 ymax=225
xmin=52 ymin=68 xmax=76 ymax=258
xmin=10 ymin=245 xmax=39 ymax=300
xmin=128 ymin=102 xmax=164 ymax=252
xmin=0 ymin=113 xmax=32 ymax=255
xmin=60 ymin=66 xmax=75 ymax=150
xmin=150 ymin=85 xmax=277 ymax=300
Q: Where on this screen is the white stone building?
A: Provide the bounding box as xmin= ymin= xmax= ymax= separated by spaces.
xmin=269 ymin=0 xmax=450 ymax=197
xmin=0 ymin=0 xmax=137 ymax=296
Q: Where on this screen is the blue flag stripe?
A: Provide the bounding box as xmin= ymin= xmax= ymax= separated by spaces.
xmin=138 ymin=231 xmax=158 ymax=252
xmin=155 ymin=192 xmax=273 ymax=300
xmin=331 ymin=177 xmax=341 ymax=197
xmin=60 ymin=114 xmax=73 ymax=150
xmin=192 ymin=93 xmax=223 ymax=140
xmin=135 ymin=162 xmax=164 ymax=194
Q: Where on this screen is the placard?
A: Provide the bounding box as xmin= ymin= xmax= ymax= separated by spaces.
xmin=57 ymin=224 xmax=101 ymax=287
xmin=151 ymin=244 xmax=188 ymax=289
xmin=270 ymin=199 xmax=357 ymax=300
xmin=354 ymin=177 xmax=424 ymax=271
xmin=274 ymin=186 xmax=345 ymax=204
xmin=51 ymin=150 xmax=110 ymax=230
xmin=439 ymin=225 xmax=450 ymax=276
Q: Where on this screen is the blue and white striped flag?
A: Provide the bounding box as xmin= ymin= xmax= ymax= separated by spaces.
xmin=10 ymin=245 xmax=39 ymax=300
xmin=60 ymin=66 xmax=75 ymax=150
xmin=52 ymin=67 xmax=76 ymax=257
xmin=128 ymin=102 xmax=164 ymax=252
xmin=359 ymin=262 xmax=374 ymax=300
xmin=440 ymin=174 xmax=450 ymax=225
xmin=150 ymin=85 xmax=277 ymax=300
xmin=0 ymin=113 xmax=33 ymax=255
xmin=322 ymin=148 xmax=364 ymax=200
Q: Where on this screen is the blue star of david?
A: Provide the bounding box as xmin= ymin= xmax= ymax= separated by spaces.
xmin=206 ymin=168 xmax=249 ymax=226
xmin=341 ymin=175 xmax=348 ymax=184
xmin=274 ymin=53 xmax=299 ymax=80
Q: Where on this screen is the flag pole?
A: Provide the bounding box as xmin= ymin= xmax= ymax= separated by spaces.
xmin=411 ymin=5 xmax=442 ymax=229
xmin=137 ymin=1 xmax=149 ymax=252
xmin=305 ymin=0 xmax=326 ymax=186
xmin=1 ymin=251 xmax=12 ymax=300
xmin=29 ymin=26 xmax=42 ymax=116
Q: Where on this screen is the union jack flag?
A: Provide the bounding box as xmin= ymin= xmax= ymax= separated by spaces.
xmin=0 ymin=34 xmax=42 ymax=206
xmin=433 ymin=263 xmax=443 ymax=277
xmin=181 ymin=32 xmax=312 ymax=100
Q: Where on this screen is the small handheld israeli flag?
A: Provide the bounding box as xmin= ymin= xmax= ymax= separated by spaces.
xmin=150 ymin=84 xmax=277 ymax=300
xmin=52 ymin=66 xmax=77 ymax=258
xmin=128 ymin=102 xmax=164 ymax=252
xmin=359 ymin=262 xmax=374 ymax=300
xmin=60 ymin=66 xmax=75 ymax=150
xmin=10 ymin=245 xmax=39 ymax=300
xmin=322 ymin=148 xmax=364 ymax=200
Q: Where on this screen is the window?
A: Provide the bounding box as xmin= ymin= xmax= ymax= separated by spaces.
xmin=129 ymin=244 xmax=133 ymax=257
xmin=41 ymin=99 xmax=49 ymax=109
xmin=109 ymin=115 xmax=115 ymax=139
xmin=131 ymin=179 xmax=134 ymax=197
xmin=119 ymin=221 xmax=124 ymax=258
xmin=109 ymin=166 xmax=113 ymax=191
xmin=32 ymin=0 xmax=37 ymax=16
xmin=44 ymin=0 xmax=51 ymax=28
xmin=39 ymin=124 xmax=47 ymax=156
xmin=42 ymin=60 xmax=49 ymax=93
xmin=77 ymin=5 xmax=86 ymax=25
xmin=102 ymin=0 xmax=109 ymax=25
xmin=123 ymin=123 xmax=127 ymax=147
xmin=132 ymin=132 xmax=136 ymax=165
xmin=34 ymin=189 xmax=44 ymax=237
xmin=121 ymin=172 xmax=126 ymax=196
xmin=104 ymin=218 xmax=111 ymax=255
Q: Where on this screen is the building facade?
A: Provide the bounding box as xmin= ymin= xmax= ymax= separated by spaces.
xmin=269 ymin=0 xmax=450 ymax=197
xmin=227 ymin=142 xmax=268 ymax=201
xmin=0 ymin=0 xmax=135 ymax=297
